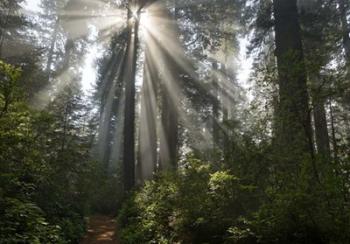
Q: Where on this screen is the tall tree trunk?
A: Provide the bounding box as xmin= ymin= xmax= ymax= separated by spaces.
xmin=101 ymin=94 xmax=124 ymax=172
xmin=310 ymin=74 xmax=331 ymax=159
xmin=96 ymin=29 xmax=128 ymax=165
xmin=273 ymin=0 xmax=314 ymax=160
xmin=159 ymin=82 xmax=179 ymax=170
xmin=0 ymin=6 xmax=12 ymax=58
xmin=61 ymin=104 xmax=69 ymax=153
xmin=158 ymin=2 xmax=180 ymax=170
xmin=138 ymin=44 xmax=158 ymax=182
xmin=220 ymin=63 xmax=231 ymax=161
xmin=212 ymin=61 xmax=219 ymax=150
xmin=122 ymin=3 xmax=140 ymax=192
xmin=46 ymin=19 xmax=59 ymax=78
xmin=338 ymin=0 xmax=350 ymax=64
xmin=329 ymin=100 xmax=339 ymax=163
xmin=313 ymin=98 xmax=331 ymax=159
xmin=338 ymin=0 xmax=350 ymax=138
xmin=0 ymin=2 xmax=14 ymax=59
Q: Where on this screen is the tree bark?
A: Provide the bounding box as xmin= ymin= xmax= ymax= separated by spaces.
xmin=122 ymin=2 xmax=140 ymax=192
xmin=310 ymin=74 xmax=331 ymax=160
xmin=329 ymin=100 xmax=339 ymax=163
xmin=0 ymin=2 xmax=14 ymax=59
xmin=46 ymin=19 xmax=60 ymax=78
xmin=157 ymin=2 xmax=180 ymax=170
xmin=159 ymin=79 xmax=179 ymax=170
xmin=338 ymin=0 xmax=350 ymax=64
xmin=273 ymin=0 xmax=314 ymax=160
xmin=313 ymin=98 xmax=331 ymax=159
xmin=338 ymin=0 xmax=350 ymax=136
xmin=138 ymin=44 xmax=158 ymax=182
xmin=212 ymin=61 xmax=220 ymax=150
xmin=97 ymin=46 xmax=126 ymax=171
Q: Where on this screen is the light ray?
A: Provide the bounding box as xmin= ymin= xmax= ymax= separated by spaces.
xmin=135 ymin=0 xmax=245 ymax=163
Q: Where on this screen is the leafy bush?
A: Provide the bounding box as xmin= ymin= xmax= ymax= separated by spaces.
xmin=119 ymin=152 xmax=350 ymax=244
xmin=118 ymin=156 xmax=254 ymax=243
xmin=0 ymin=60 xmax=94 ymax=243
xmin=0 ymin=198 xmax=64 ymax=243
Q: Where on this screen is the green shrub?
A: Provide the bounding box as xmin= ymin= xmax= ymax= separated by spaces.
xmin=0 ymin=198 xmax=64 ymax=244
xmin=0 ymin=60 xmax=91 ymax=243
xmin=119 ymin=154 xmax=350 ymax=244
xmin=118 ymin=156 xmax=254 ymax=243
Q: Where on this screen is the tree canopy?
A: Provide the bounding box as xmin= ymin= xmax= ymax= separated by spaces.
xmin=1 ymin=0 xmax=350 ymax=243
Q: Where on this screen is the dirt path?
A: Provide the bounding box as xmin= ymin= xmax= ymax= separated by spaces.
xmin=80 ymin=215 xmax=119 ymax=244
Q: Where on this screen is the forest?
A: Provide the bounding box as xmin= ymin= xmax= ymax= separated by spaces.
xmin=1 ymin=0 xmax=350 ymax=243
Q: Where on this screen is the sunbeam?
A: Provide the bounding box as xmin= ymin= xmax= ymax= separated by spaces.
xmin=25 ymin=0 xmax=247 ymax=190
xmin=2 ymin=0 xmax=348 ymax=242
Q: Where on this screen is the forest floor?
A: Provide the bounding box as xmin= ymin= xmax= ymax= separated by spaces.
xmin=80 ymin=215 xmax=119 ymax=244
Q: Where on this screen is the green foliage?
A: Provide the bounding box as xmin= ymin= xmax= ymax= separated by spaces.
xmin=88 ymin=163 xmax=124 ymax=214
xmin=0 ymin=60 xmax=97 ymax=243
xmin=119 ymin=147 xmax=350 ymax=244
xmin=0 ymin=60 xmax=22 ymax=115
xmin=245 ymin=158 xmax=350 ymax=244
xmin=0 ymin=198 xmax=63 ymax=243
xmin=118 ymin=156 xmax=254 ymax=243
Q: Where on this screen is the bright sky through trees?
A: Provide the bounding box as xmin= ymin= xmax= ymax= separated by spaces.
xmin=23 ymin=0 xmax=252 ymax=95
xmin=3 ymin=0 xmax=349 ymax=242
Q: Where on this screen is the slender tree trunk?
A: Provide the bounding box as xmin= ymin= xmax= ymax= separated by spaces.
xmin=97 ymin=47 xmax=125 ymax=167
xmin=160 ymin=77 xmax=179 ymax=170
xmin=220 ymin=63 xmax=231 ymax=160
xmin=0 ymin=3 xmax=12 ymax=59
xmin=338 ymin=0 xmax=350 ymax=64
xmin=329 ymin=100 xmax=339 ymax=163
xmin=158 ymin=2 xmax=180 ymax=170
xmin=212 ymin=61 xmax=219 ymax=150
xmin=138 ymin=44 xmax=158 ymax=182
xmin=338 ymin=0 xmax=350 ymax=138
xmin=122 ymin=3 xmax=140 ymax=192
xmin=61 ymin=105 xmax=69 ymax=153
xmin=313 ymin=100 xmax=331 ymax=159
xmin=311 ymin=75 xmax=331 ymax=159
xmin=273 ymin=0 xmax=314 ymax=160
xmin=46 ymin=19 xmax=59 ymax=78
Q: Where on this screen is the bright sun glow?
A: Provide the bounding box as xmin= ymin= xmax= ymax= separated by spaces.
xmin=21 ymin=0 xmax=253 ymax=166
xmin=132 ymin=10 xmax=139 ymax=20
xmin=140 ymin=10 xmax=151 ymax=27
